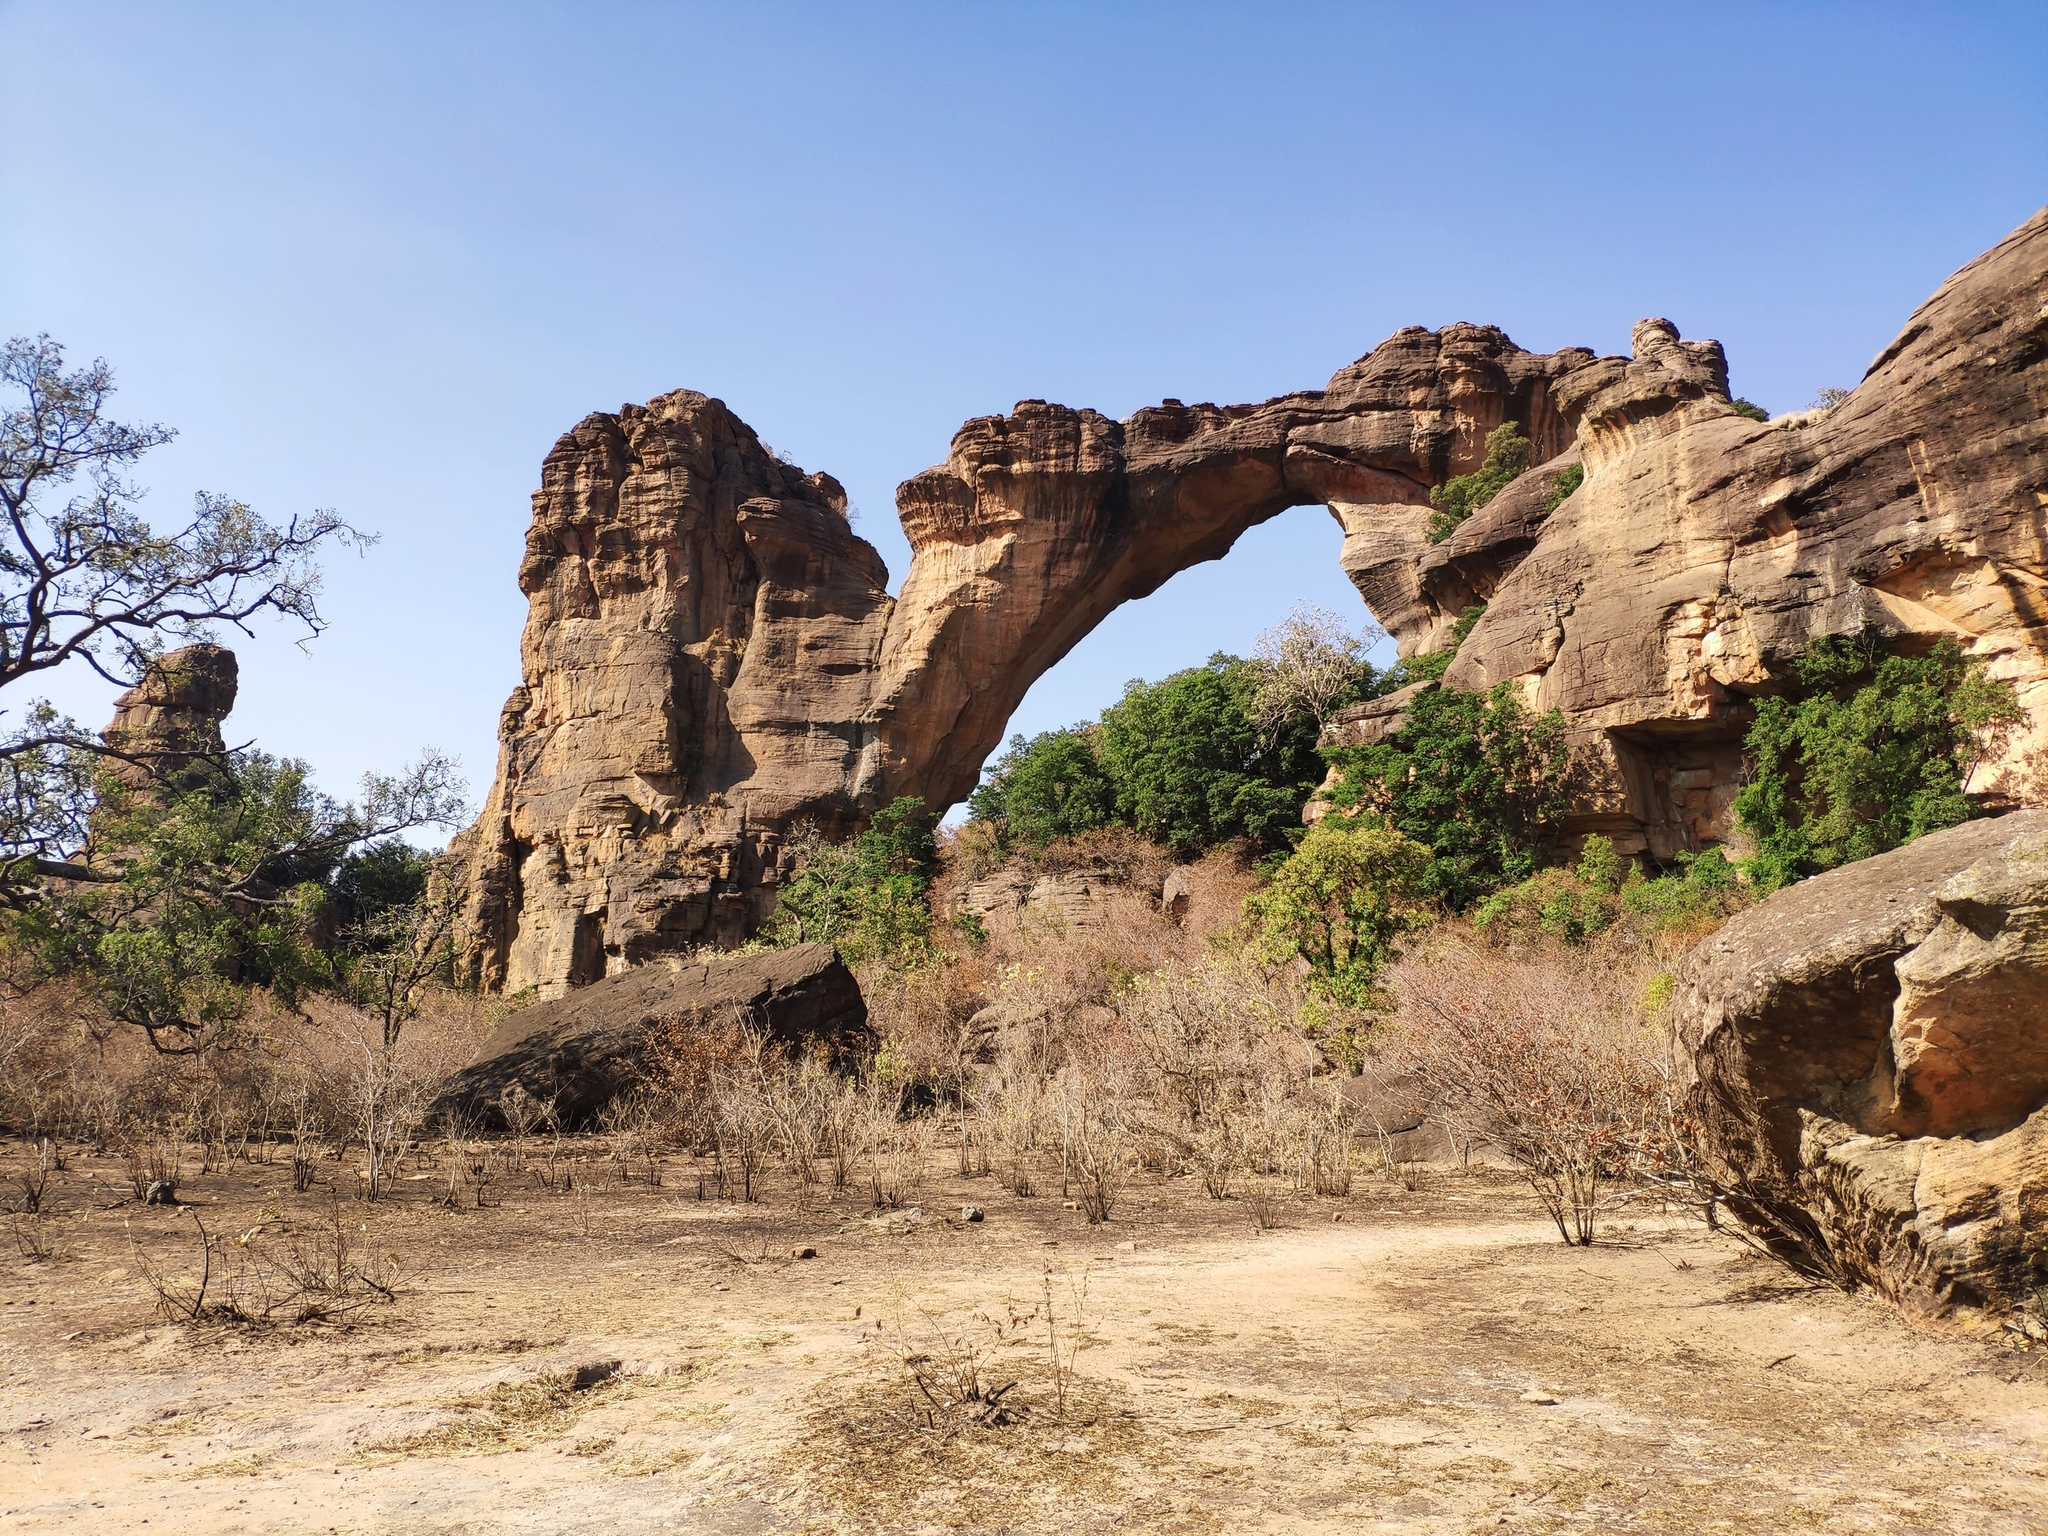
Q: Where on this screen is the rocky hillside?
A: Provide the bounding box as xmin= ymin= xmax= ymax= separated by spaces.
xmin=454 ymin=209 xmax=2048 ymax=996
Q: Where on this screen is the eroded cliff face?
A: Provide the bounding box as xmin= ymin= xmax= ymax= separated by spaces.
xmin=452 ymin=393 xmax=892 ymax=993
xmin=458 ymin=209 xmax=2048 ymax=995
xmin=1425 ymin=214 xmax=2048 ymax=858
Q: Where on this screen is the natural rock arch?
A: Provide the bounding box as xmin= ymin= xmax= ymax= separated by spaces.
xmin=455 ymin=209 xmax=2048 ymax=996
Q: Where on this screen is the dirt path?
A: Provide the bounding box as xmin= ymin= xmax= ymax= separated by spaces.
xmin=4 ymin=1148 xmax=2045 ymax=1533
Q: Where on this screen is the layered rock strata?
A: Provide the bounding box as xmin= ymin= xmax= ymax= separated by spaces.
xmin=1672 ymin=811 xmax=2048 ymax=1317
xmin=458 ymin=209 xmax=2048 ymax=994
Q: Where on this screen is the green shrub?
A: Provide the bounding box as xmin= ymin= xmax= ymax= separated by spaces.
xmin=8 ymin=749 xmax=464 ymax=1054
xmin=1243 ymin=818 xmax=1434 ymax=1008
xmin=1735 ymin=634 xmax=2023 ymax=892
xmin=1541 ymin=464 xmax=1584 ymax=513
xmin=767 ymin=796 xmax=941 ymax=967
xmin=1473 ymin=837 xmax=1742 ymax=944
xmin=1319 ymin=682 xmax=1572 ymax=911
xmin=966 ymin=728 xmax=1116 ymax=848
xmin=1729 ymin=397 xmax=1769 ymax=422
xmin=330 ymin=838 xmax=437 ymax=932
xmin=1389 ymin=605 xmax=1486 ymax=687
xmin=1095 ymin=655 xmax=1324 ymax=857
xmin=1427 ymin=421 xmax=1533 ymax=543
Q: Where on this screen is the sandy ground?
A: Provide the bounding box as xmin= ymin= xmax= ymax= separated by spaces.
xmin=4 ymin=1139 xmax=2046 ymax=1534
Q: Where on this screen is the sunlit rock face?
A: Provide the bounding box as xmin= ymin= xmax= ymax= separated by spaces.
xmin=1672 ymin=812 xmax=2048 ymax=1318
xmin=100 ymin=643 xmax=238 ymax=793
xmin=457 ymin=209 xmax=2048 ymax=995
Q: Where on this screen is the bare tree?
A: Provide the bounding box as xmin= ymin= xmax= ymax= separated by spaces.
xmin=1247 ymin=602 xmax=1383 ymax=740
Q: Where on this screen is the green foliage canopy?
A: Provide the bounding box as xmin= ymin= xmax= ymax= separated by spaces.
xmin=1243 ymin=818 xmax=1433 ymax=1008
xmin=1320 ymin=682 xmax=1572 ymax=911
xmin=1541 ymin=463 xmax=1584 ymax=513
xmin=8 ymin=749 xmax=465 ymax=1054
xmin=1473 ymin=834 xmax=1741 ymax=945
xmin=1427 ymin=420 xmax=1533 ymax=543
xmin=1735 ymin=634 xmax=2023 ymax=892
xmin=966 ymin=729 xmax=1116 ymax=847
xmin=1096 ymin=655 xmax=1325 ymax=857
xmin=766 ymin=796 xmax=941 ymax=968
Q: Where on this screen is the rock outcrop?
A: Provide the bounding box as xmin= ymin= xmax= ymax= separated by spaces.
xmin=1671 ymin=811 xmax=2048 ymax=1318
xmin=457 ymin=209 xmax=2048 ymax=995
xmin=100 ymin=643 xmax=238 ymax=792
xmin=429 ymin=941 xmax=866 ymax=1128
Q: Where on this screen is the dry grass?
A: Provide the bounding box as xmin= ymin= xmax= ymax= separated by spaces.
xmin=362 ymin=1363 xmax=623 ymax=1460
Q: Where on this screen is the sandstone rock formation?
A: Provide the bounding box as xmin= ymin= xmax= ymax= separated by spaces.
xmin=99 ymin=643 xmax=238 ymax=792
xmin=1671 ymin=811 xmax=2048 ymax=1317
xmin=430 ymin=941 xmax=866 ymax=1128
xmin=457 ymin=209 xmax=2048 ymax=995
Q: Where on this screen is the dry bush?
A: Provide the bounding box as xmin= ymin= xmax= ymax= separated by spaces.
xmin=136 ymin=1199 xmax=405 ymax=1327
xmin=9 ymin=1135 xmax=55 ymax=1213
xmin=861 ymin=1084 xmax=932 ymax=1209
xmin=293 ymin=992 xmax=488 ymax=1200
xmin=1379 ymin=933 xmax=1674 ymax=1244
xmin=11 ymin=1211 xmax=69 ymax=1262
xmin=596 ymin=1091 xmax=664 ymax=1185
xmin=646 ymin=1005 xmax=755 ymax=1152
xmin=1163 ymin=845 xmax=1264 ymax=947
xmin=1050 ymin=1062 xmax=1134 ymax=1223
xmin=970 ymin=1059 xmax=1042 ymax=1196
xmin=873 ymin=1275 xmax=1092 ymax=1445
xmin=896 ymin=1309 xmax=1025 ymax=1430
xmin=856 ymin=945 xmax=997 ymax=1103
xmin=0 ymin=982 xmax=494 ymax=1206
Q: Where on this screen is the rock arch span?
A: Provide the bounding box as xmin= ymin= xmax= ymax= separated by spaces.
xmin=456 ymin=209 xmax=2048 ymax=995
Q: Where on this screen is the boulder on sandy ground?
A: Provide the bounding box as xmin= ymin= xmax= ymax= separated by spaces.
xmin=430 ymin=942 xmax=866 ymax=1129
xmin=1671 ymin=811 xmax=2048 ymax=1318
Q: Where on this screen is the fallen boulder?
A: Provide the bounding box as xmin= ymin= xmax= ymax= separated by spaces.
xmin=1671 ymin=811 xmax=2048 ymax=1319
xmin=429 ymin=942 xmax=867 ymax=1129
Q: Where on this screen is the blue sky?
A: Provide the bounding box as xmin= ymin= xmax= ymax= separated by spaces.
xmin=2 ymin=1 xmax=2043 ymax=825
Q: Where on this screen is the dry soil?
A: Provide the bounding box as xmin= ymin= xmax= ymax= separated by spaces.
xmin=3 ymin=1138 xmax=2045 ymax=1534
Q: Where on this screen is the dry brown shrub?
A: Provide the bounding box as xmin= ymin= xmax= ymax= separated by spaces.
xmin=136 ymin=1199 xmax=406 ymax=1328
xmin=1165 ymin=845 xmax=1263 ymax=947
xmin=856 ymin=944 xmax=997 ymax=1100
xmin=0 ymin=980 xmax=495 ymax=1202
xmin=644 ymin=1006 xmax=754 ymax=1152
xmin=1378 ymin=931 xmax=1675 ymax=1244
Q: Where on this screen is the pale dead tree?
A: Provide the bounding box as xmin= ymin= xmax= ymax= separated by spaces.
xmin=1248 ymin=602 xmax=1384 ymax=740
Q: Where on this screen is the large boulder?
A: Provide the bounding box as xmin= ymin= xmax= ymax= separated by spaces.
xmin=1672 ymin=812 xmax=2048 ymax=1318
xmin=429 ymin=942 xmax=866 ymax=1129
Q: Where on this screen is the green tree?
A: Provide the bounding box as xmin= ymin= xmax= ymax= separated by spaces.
xmin=329 ymin=837 xmax=439 ymax=931
xmin=0 ymin=336 xmax=366 ymax=887
xmin=1244 ymin=819 xmax=1434 ymax=1008
xmin=1428 ymin=420 xmax=1533 ymax=543
xmin=1397 ymin=604 xmax=1487 ymax=686
xmin=1735 ymin=634 xmax=2023 ymax=892
xmin=1096 ymin=655 xmax=1324 ymax=857
xmin=967 ymin=729 xmax=1116 ymax=847
xmin=767 ymin=796 xmax=941 ymax=967
xmin=1321 ymin=683 xmax=1572 ymax=910
xmin=8 ymin=748 xmax=466 ymax=1054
